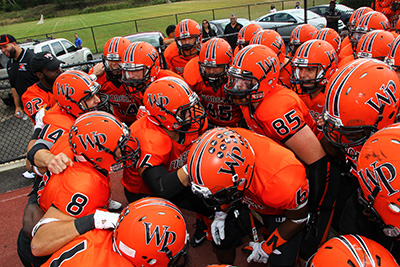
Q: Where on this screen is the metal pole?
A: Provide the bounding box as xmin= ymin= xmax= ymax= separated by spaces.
xmin=212 ymin=9 xmax=215 ymax=20
xmin=281 ymin=0 xmax=284 ymax=10
xmin=248 ymin=5 xmax=251 ymax=20
xmin=90 ymin=27 xmax=98 ymax=54
xmin=304 ymin=0 xmax=307 ymax=24
xmin=134 ymin=20 xmax=138 ymax=33
xmin=175 ymin=14 xmax=178 ymax=24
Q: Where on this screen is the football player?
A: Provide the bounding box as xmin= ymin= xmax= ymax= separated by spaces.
xmin=164 ymin=19 xmax=202 ymax=75
xmin=287 ymin=24 xmax=318 ymax=57
xmin=88 ymin=36 xmax=139 ymax=125
xmin=338 ymin=6 xmax=373 ymax=62
xmin=356 ymin=123 xmax=400 ymax=259
xmin=187 ymin=127 xmax=309 ymax=266
xmin=122 ymin=77 xmax=213 ymax=243
xmin=385 ymin=35 xmax=400 ymax=79
xmin=249 ymin=29 xmax=291 ymax=88
xmin=183 ymin=37 xmax=242 ymax=128
xmin=339 ymin=11 xmax=390 ymax=68
xmin=30 ymin=112 xmax=139 ymax=255
xmin=234 ymin=23 xmax=263 ymax=55
xmin=322 ymin=58 xmax=400 ymax=258
xmin=356 ymin=30 xmax=394 ymax=61
xmin=306 ymin=235 xmax=399 ymax=266
xmin=20 ymin=111 xmax=139 ymax=266
xmin=41 ymin=197 xmax=189 ymax=267
xmin=22 ymin=52 xmax=62 ymax=123
xmin=120 ymin=41 xmax=182 ymax=116
xmin=224 ymin=44 xmax=329 ymax=247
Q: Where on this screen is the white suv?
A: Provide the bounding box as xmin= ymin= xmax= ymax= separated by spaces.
xmin=21 ymin=38 xmax=93 ymax=65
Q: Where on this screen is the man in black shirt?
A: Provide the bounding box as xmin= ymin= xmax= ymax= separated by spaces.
xmin=0 ymin=34 xmax=38 ymax=119
xmin=224 ymin=14 xmax=243 ymax=50
xmin=324 ymin=0 xmax=341 ymax=33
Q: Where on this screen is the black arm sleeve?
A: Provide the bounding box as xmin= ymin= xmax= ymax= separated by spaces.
xmin=27 ymin=143 xmax=48 ymax=166
xmin=306 ymin=155 xmax=329 ymax=213
xmin=30 ymin=128 xmax=42 ymax=140
xmin=142 ymin=165 xmax=186 ymax=199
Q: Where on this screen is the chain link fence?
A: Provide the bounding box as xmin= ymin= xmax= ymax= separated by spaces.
xmin=0 ymin=60 xmax=100 ymax=164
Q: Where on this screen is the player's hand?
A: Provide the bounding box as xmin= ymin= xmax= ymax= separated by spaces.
xmin=93 ymin=210 xmax=120 ymax=229
xmin=247 ymin=241 xmax=270 ymax=263
xmin=15 ymin=106 xmax=24 ymax=118
xmin=211 ymin=211 xmax=227 ymax=245
xmin=47 ymin=152 xmax=73 ymax=174
xmin=91 ymin=63 xmax=105 ymax=77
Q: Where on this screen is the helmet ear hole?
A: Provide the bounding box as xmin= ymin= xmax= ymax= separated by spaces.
xmin=158 ymin=115 xmax=167 ymax=121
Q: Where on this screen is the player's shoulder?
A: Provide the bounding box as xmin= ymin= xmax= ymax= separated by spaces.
xmin=164 ymin=41 xmax=178 ymax=58
xmin=130 ymin=118 xmax=173 ymax=150
xmin=183 ymin=57 xmax=202 ymax=86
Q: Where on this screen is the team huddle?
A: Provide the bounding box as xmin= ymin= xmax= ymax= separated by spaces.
xmin=2 ymin=4 xmax=400 ymax=267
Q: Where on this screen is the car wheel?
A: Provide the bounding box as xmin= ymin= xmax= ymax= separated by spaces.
xmin=86 ymin=54 xmax=93 ymax=61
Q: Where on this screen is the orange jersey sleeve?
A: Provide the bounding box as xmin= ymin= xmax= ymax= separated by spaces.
xmin=39 ymin=106 xmax=75 ymax=145
xmin=42 ymin=230 xmax=133 ymax=267
xmin=236 ymin=128 xmax=308 ymax=215
xmin=338 ymin=43 xmax=353 ymax=62
xmin=39 ymin=162 xmax=110 ymax=216
xmin=164 ymin=42 xmax=195 ymax=75
xmin=21 ymin=83 xmax=56 ymax=123
xmin=241 ymin=85 xmax=316 ymax=144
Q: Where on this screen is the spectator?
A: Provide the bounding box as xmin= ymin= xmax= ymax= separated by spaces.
xmin=201 ymin=19 xmax=217 ymax=42
xmin=324 ymin=0 xmax=341 ymax=33
xmin=0 ymin=34 xmax=39 ymax=119
xmin=295 ymin=1 xmax=301 ymax=9
xmin=164 ymin=24 xmax=176 ymax=46
xmin=74 ymin=33 xmax=82 ymax=49
xmin=270 ymin=4 xmax=277 ymax=13
xmin=224 ymin=14 xmax=243 ymax=50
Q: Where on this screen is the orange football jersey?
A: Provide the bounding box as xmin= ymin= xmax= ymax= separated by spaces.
xmin=299 ymin=92 xmax=326 ymax=140
xmin=122 ymin=115 xmax=203 ymax=195
xmin=183 ymin=57 xmax=242 ymax=126
xmin=338 ymin=43 xmax=353 ymax=63
xmin=235 ymin=128 xmax=309 ymax=215
xmin=164 ymin=41 xmax=196 ymax=76
xmin=240 ymin=84 xmax=317 ymax=144
xmin=21 ymin=82 xmax=56 ymax=123
xmin=38 ymin=162 xmax=110 ymax=216
xmin=42 ymin=229 xmax=132 ymax=267
xmin=39 ymin=105 xmax=76 ymax=145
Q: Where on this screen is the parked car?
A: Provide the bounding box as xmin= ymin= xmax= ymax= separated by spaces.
xmin=123 ymin=31 xmax=167 ymax=69
xmin=209 ymin=18 xmax=252 ymax=37
xmin=124 ymin=31 xmax=165 ymax=51
xmin=24 ymin=38 xmax=93 ymax=65
xmin=253 ymin=9 xmax=344 ymax=42
xmin=308 ymin=4 xmax=354 ymax=25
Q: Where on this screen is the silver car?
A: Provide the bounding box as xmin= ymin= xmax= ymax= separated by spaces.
xmin=253 ymin=9 xmax=343 ymax=42
xmin=209 ymin=18 xmax=252 ymax=37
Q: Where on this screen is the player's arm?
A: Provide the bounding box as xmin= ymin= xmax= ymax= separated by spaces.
xmin=31 ymin=206 xmax=119 ymax=257
xmin=139 ymin=165 xmax=189 ymax=199
xmin=22 ymin=178 xmax=45 ymax=237
xmin=284 ymin=125 xmax=328 ymax=213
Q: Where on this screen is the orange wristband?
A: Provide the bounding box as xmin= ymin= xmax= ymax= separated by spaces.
xmin=261 ymin=228 xmax=287 ymax=255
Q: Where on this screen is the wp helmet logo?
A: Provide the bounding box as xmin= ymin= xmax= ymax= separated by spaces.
xmin=146 ymin=93 xmax=170 ymax=109
xmin=56 ymin=83 xmax=75 ymax=98
xmin=358 ymin=161 xmax=399 ymax=196
xmin=144 ymin=222 xmax=177 ymax=252
xmin=76 ymin=131 xmax=107 ymax=151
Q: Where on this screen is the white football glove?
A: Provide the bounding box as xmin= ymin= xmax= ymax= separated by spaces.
xmin=34 ymin=107 xmax=46 ymax=130
xmin=211 ymin=211 xmax=227 ymax=245
xmin=246 ymin=241 xmax=281 ymax=263
xmin=93 ymin=210 xmax=120 ymax=230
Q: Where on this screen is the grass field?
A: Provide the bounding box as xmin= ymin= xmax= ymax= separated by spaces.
xmin=0 ymin=0 xmax=327 ymax=53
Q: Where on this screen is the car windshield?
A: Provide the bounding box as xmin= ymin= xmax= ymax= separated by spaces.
xmin=291 ymin=9 xmax=321 ymax=20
